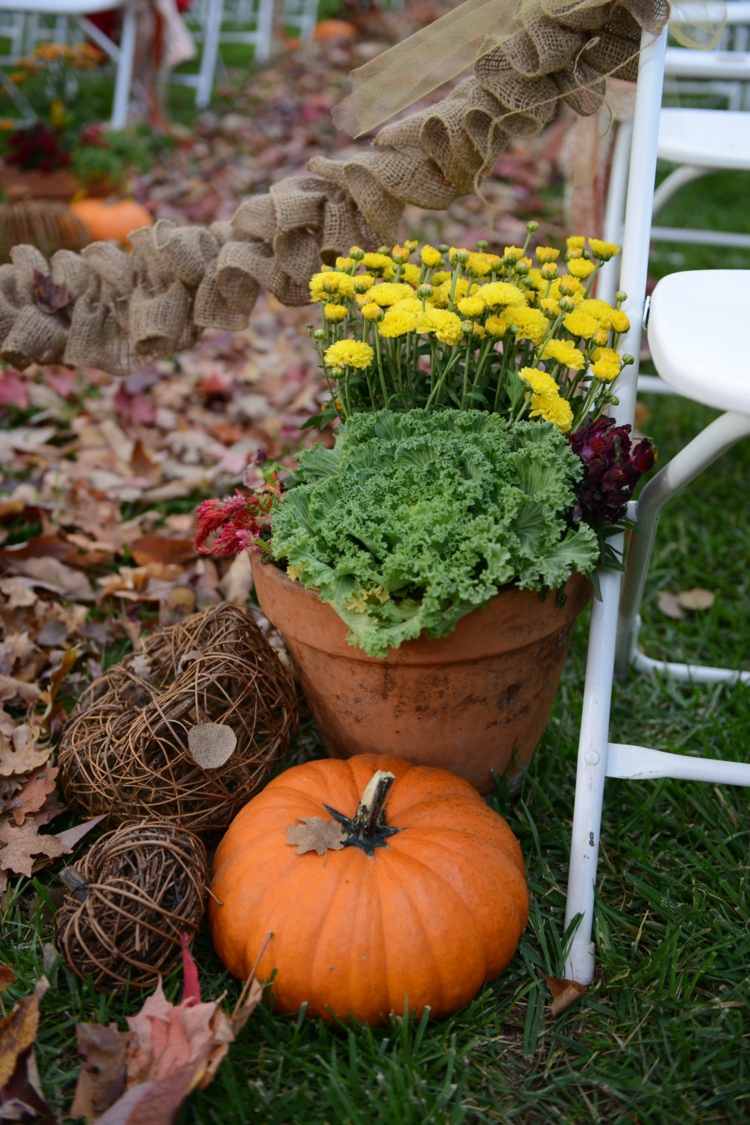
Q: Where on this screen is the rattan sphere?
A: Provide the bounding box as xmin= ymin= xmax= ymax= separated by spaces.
xmin=59 ymin=603 xmax=298 ymax=833
xmin=55 ymin=819 xmax=208 ymax=989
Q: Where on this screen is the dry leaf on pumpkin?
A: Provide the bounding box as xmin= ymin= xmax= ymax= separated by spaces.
xmin=546 ymin=976 xmax=587 ymax=1017
xmin=187 ymin=723 xmax=237 ymax=770
xmin=677 ymin=587 xmax=715 ymax=612
xmin=287 ymin=816 xmax=346 ymax=856
xmin=0 ymin=975 xmax=54 ymax=1123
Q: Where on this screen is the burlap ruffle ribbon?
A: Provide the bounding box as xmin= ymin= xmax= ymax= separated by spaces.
xmin=0 ymin=0 xmax=669 ymax=376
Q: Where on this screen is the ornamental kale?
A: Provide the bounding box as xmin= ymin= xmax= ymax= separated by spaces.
xmin=270 ymin=410 xmax=599 ymax=658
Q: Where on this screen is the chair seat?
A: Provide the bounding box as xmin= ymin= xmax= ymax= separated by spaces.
xmin=648 ymin=270 xmax=750 ymax=414
xmin=658 ymin=108 xmax=750 ymax=171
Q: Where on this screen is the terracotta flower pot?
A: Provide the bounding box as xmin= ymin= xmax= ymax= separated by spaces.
xmin=252 ymin=557 xmax=590 ymax=793
xmin=2 ymin=165 xmax=78 ymax=203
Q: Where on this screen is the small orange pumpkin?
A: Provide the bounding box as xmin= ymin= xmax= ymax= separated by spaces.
xmin=313 ymin=18 xmax=357 ymax=41
xmin=210 ymin=754 xmax=528 ymax=1024
xmin=70 ymin=197 xmax=152 ymax=246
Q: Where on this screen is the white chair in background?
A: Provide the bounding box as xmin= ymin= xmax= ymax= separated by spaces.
xmin=0 ymin=0 xmax=137 ymax=128
xmin=563 ymin=27 xmax=750 ymax=989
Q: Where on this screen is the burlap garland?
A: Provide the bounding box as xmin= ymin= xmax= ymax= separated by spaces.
xmin=0 ymin=0 xmax=668 ymax=376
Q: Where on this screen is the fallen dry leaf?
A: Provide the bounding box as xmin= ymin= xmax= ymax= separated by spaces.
xmin=70 ymin=938 xmax=263 ymax=1124
xmin=0 ymin=819 xmax=67 ymax=877
xmin=188 ymin=722 xmax=238 ymax=770
xmin=220 ymin=550 xmax=253 ymax=606
xmin=5 ymin=766 xmax=59 ymax=826
xmin=71 ymin=1024 xmax=128 ymax=1123
xmin=677 ymin=587 xmax=715 ymax=612
xmin=287 ymin=816 xmax=346 ymax=856
xmin=546 ymin=976 xmax=588 ymax=1017
xmin=0 ymin=725 xmax=51 ymax=777
xmin=0 ymin=975 xmax=50 ymax=1122
xmin=0 ymin=966 xmax=14 ymax=993
xmin=5 ymin=556 xmax=94 ymax=603
xmin=131 ymin=536 xmax=197 ymax=567
xmin=657 ymin=591 xmax=685 ymax=621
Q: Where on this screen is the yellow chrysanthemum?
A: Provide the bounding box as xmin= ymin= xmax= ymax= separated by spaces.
xmin=558 ymin=275 xmax=584 ymax=297
xmin=576 ymin=299 xmax=614 ymax=327
xmin=472 ymin=324 xmax=486 ymax=338
xmin=610 ymin=309 xmax=630 ymax=333
xmin=432 ymin=277 xmax=472 ymax=307
xmin=530 ymin=392 xmax=573 ymax=432
xmin=563 ymin=310 xmax=599 ymax=340
xmin=378 ymin=308 xmax=419 ymax=338
xmin=588 ymin=238 xmax=620 ymax=261
xmin=457 ymin=295 xmax=486 ymax=318
xmin=309 ymin=270 xmax=355 ymax=301
xmin=566 ymin=236 xmax=585 ymax=251
xmin=475 ymin=281 xmax=527 ymax=308
xmin=427 ymin=307 xmax=463 ymax=345
xmin=466 ymin=251 xmax=500 ymax=277
xmin=362 ymin=252 xmax=395 ymax=277
xmin=591 ymin=347 xmax=622 ymax=381
xmin=361 ymin=302 xmax=383 ymax=321
xmin=503 ymin=246 xmax=524 ymax=261
xmin=538 ymin=297 xmax=559 ymax=317
xmin=506 ymin=306 xmax=549 ymax=344
xmin=431 ymin=270 xmax=450 ymax=285
xmin=421 ymin=245 xmax=443 ymax=268
xmin=541 ymin=339 xmax=585 ymax=371
xmin=567 ymin=258 xmax=597 ymax=280
xmin=324 ymin=303 xmax=348 ymax=322
xmin=594 ymin=328 xmax=609 ymax=346
xmin=324 ymin=340 xmax=374 ymax=369
xmin=353 ymin=274 xmax=375 ymax=293
xmin=485 ymin=314 xmax=509 ymax=337
xmin=398 ymin=263 xmax=420 ymax=287
xmin=519 ymin=366 xmax=558 ymax=396
xmin=535 ymin=246 xmax=560 ymax=263
xmin=527 ymin=268 xmax=547 ymax=293
xmin=391 ymin=244 xmax=410 ymax=263
xmin=367 ymin=282 xmax=416 ymax=307
xmin=335 ymin=256 xmax=355 ymax=271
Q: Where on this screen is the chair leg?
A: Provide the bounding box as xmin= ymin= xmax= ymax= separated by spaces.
xmin=111 ymin=0 xmax=137 ymax=129
xmin=255 ymin=0 xmax=274 ymax=65
xmin=196 ymin=0 xmax=223 ymax=108
xmin=564 ymin=561 xmax=623 ymax=986
xmin=615 ymin=411 xmax=750 ymax=676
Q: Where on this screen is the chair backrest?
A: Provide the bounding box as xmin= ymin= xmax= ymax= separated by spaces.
xmin=611 ymin=27 xmax=668 ymax=431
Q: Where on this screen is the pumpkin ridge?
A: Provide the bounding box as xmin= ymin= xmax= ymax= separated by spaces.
xmin=382 ymin=848 xmax=485 ymax=1015
xmin=389 ymin=829 xmax=528 ymax=971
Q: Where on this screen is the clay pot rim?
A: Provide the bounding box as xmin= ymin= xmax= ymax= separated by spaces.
xmin=252 ymin=553 xmax=591 ymax=666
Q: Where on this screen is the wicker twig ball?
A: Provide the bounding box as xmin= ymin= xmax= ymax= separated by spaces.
xmin=55 ymin=819 xmax=208 ymax=989
xmin=59 ymin=603 xmax=298 ymax=833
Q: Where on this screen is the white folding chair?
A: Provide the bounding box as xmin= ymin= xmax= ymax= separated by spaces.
xmin=0 ymin=0 xmax=137 ymax=128
xmin=563 ymin=27 xmax=750 ymax=988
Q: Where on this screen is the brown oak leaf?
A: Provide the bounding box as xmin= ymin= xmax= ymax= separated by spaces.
xmin=70 ymin=1023 xmax=128 ymax=1122
xmin=0 ymin=725 xmax=50 ymax=777
xmin=0 ymin=976 xmax=54 ymax=1123
xmin=0 ymin=819 xmax=67 ymax=877
xmin=6 ymin=765 xmax=59 ymax=825
xmin=287 ymin=816 xmax=346 ymax=856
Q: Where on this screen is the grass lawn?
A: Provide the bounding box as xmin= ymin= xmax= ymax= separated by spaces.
xmin=2 ymin=63 xmax=750 ymax=1124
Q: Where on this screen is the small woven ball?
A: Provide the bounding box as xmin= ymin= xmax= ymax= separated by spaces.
xmin=55 ymin=819 xmax=208 ymax=989
xmin=58 ymin=603 xmax=298 ymax=833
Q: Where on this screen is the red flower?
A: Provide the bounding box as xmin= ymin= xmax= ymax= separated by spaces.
xmin=570 ymin=417 xmax=654 ymax=526
xmin=194 ymin=485 xmax=277 ymax=558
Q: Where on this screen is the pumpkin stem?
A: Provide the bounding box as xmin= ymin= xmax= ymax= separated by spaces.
xmin=323 ymin=769 xmax=399 ymax=856
xmin=353 ymin=770 xmax=395 ymax=835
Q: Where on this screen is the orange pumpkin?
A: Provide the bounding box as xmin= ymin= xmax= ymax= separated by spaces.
xmin=313 ymin=18 xmax=356 ymax=41
xmin=70 ymin=198 xmax=152 ymax=246
xmin=210 ymin=754 xmax=528 ymax=1024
